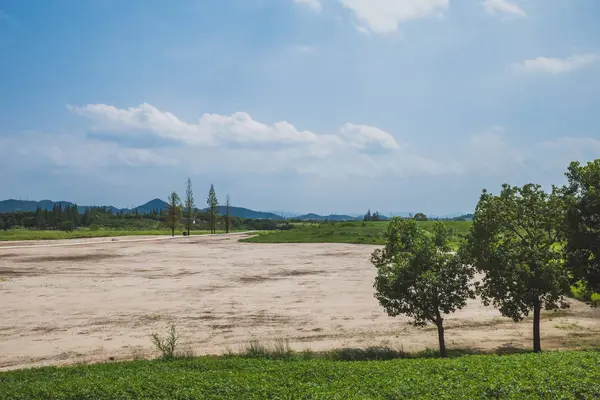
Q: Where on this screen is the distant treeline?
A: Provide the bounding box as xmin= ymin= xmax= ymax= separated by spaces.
xmin=0 ymin=206 xmax=294 ymax=232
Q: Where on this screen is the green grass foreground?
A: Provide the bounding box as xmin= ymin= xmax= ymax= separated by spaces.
xmin=242 ymin=221 xmax=472 ymax=248
xmin=0 ymin=228 xmax=227 ymax=241
xmin=1 ymin=352 xmax=599 ymax=399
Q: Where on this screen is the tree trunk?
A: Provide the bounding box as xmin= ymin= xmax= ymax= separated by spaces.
xmin=533 ymin=297 xmax=541 ymax=353
xmin=435 ymin=315 xmax=447 ymax=358
xmin=187 ymin=210 xmax=190 ymax=236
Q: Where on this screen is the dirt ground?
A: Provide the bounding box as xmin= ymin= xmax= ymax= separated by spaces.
xmin=1 ymin=234 xmax=599 ymax=371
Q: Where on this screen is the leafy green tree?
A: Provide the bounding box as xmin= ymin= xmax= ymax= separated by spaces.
xmin=167 ymin=191 xmax=182 ymax=237
xmin=185 ymin=178 xmax=195 ymax=236
xmin=364 ymin=209 xmax=372 ymax=222
xmin=465 ymin=184 xmax=569 ymax=353
xmin=563 ymin=160 xmax=600 ymax=298
xmin=225 ymin=193 xmax=231 ymax=234
xmin=207 ymin=184 xmax=219 ymax=234
xmin=2 ymin=215 xmax=17 ymax=230
xmin=413 ymin=213 xmax=428 ymax=221
xmin=60 ymin=220 xmax=74 ymax=232
xmin=371 ymin=218 xmax=474 ymax=357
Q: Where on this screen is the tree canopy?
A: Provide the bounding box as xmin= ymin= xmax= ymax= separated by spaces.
xmin=185 ymin=178 xmax=195 ymax=236
xmin=207 ymin=184 xmax=219 ymax=234
xmin=167 ymin=191 xmax=182 ymax=237
xmin=371 ymin=218 xmax=474 ymax=357
xmin=465 ymin=183 xmax=570 ymax=352
xmin=413 ymin=213 xmax=428 ymax=221
xmin=563 ymin=160 xmax=600 ymax=297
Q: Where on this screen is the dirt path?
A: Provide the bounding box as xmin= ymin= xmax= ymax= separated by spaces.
xmin=1 ymin=234 xmax=599 ymax=371
xmin=0 ymin=231 xmax=254 ymax=249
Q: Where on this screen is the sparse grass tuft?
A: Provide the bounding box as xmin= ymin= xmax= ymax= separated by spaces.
xmin=236 ymin=338 xmax=294 ymax=360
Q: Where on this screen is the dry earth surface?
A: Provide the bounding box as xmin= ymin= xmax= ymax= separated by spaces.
xmin=1 ymin=234 xmax=599 ymax=371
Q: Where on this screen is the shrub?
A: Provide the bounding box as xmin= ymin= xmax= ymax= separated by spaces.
xmin=151 ymin=325 xmax=180 ymax=360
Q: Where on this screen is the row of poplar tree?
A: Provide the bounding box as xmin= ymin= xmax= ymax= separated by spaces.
xmin=165 ymin=179 xmax=232 ymax=236
xmin=371 ymin=159 xmax=600 ymax=357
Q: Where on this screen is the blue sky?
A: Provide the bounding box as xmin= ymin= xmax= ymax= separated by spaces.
xmin=1 ymin=0 xmax=599 ymax=215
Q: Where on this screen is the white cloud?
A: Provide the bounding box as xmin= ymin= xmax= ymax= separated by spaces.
xmin=339 ymin=123 xmax=400 ymax=150
xmin=338 ymin=0 xmax=449 ymax=33
xmin=4 ymin=120 xmax=599 ymax=214
xmin=294 ymin=0 xmax=322 ymax=12
xmin=65 ymin=103 xmax=423 ymax=180
xmin=68 ymin=103 xmax=407 ymax=154
xmin=483 ymin=0 xmax=526 ymax=18
xmin=66 ymin=104 xmax=600 ymax=184
xmin=515 ymin=54 xmax=599 ymax=74
xmin=68 ymin=103 xmax=324 ymax=147
xmin=9 ymin=105 xmax=592 ymax=193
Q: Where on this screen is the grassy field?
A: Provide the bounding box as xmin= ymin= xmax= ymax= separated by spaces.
xmin=242 ymin=220 xmax=472 ymax=249
xmin=0 ymin=228 xmax=227 ymax=241
xmin=1 ymin=351 xmax=599 ymax=399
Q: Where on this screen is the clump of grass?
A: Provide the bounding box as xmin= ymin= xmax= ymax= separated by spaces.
xmin=300 ymin=348 xmax=316 ymax=360
xmin=177 ymin=344 xmax=197 ymax=359
xmin=130 ymin=346 xmax=147 ymax=361
xmin=238 ymin=338 xmax=294 ymax=359
xmin=326 ymin=346 xmax=411 ymax=361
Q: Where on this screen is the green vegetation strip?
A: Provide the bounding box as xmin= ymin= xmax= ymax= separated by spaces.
xmin=0 ymin=229 xmax=225 ymax=241
xmin=242 ymin=221 xmax=472 ymax=248
xmin=2 ymin=352 xmax=599 ymax=399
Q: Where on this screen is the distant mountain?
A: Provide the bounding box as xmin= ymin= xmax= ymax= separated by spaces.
xmin=133 ymin=198 xmax=169 ymax=214
xmin=294 ymin=213 xmax=359 ymax=221
xmin=0 ymin=198 xmax=461 ymax=222
xmin=0 ymin=199 xmax=80 ymax=213
xmin=202 ymin=206 xmax=283 ymax=220
xmin=0 ymin=200 xmax=42 ymax=213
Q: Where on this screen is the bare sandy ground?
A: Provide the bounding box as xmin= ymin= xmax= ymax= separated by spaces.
xmin=1 ymin=234 xmax=599 ymax=371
